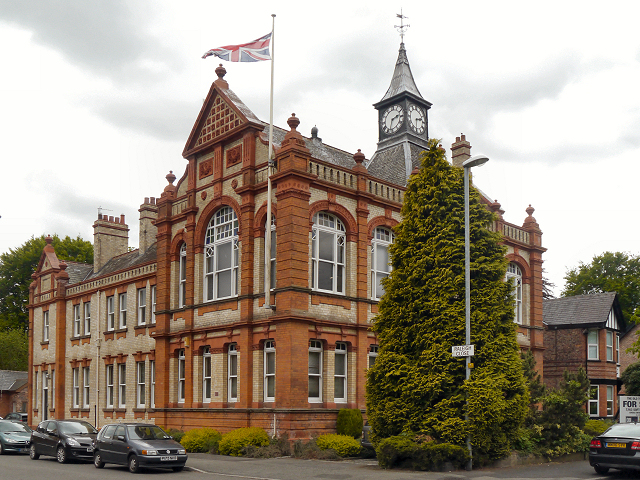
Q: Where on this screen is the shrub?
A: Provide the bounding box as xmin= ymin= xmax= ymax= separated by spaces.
xmin=180 ymin=428 xmax=222 ymax=453
xmin=241 ymin=433 xmax=291 ymax=458
xmin=218 ymin=427 xmax=270 ymax=456
xmin=583 ymin=419 xmax=611 ymax=437
xmin=165 ymin=428 xmax=186 ymax=443
xmin=292 ymin=439 xmax=339 ymax=460
xmin=376 ymin=435 xmax=469 ymax=471
xmin=316 ymin=434 xmax=361 ymax=457
xmin=336 ymin=409 xmax=363 ymax=439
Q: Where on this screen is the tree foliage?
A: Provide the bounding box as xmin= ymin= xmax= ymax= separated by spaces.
xmin=365 ymin=140 xmax=528 ymax=461
xmin=0 ymin=329 xmax=28 ymax=370
xmin=622 ymin=362 xmax=640 ymax=395
xmin=0 ymin=234 xmax=93 ymax=331
xmin=562 ymin=251 xmax=640 ymax=323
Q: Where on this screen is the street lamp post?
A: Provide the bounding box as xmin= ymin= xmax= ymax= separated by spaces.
xmin=462 ymin=154 xmax=489 ymax=471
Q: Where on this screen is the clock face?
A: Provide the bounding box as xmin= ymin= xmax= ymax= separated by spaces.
xmin=381 ymin=105 xmax=404 ymax=134
xmin=408 ymin=104 xmax=426 ymax=134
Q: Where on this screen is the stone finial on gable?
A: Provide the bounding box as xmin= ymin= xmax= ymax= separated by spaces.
xmin=280 ymin=113 xmax=309 ymax=152
xmin=162 ymin=171 xmax=177 ymax=199
xmin=353 ymin=149 xmax=367 ymax=173
xmin=214 ymin=64 xmax=229 ymax=89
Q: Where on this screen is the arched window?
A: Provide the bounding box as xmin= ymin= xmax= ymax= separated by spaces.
xmin=371 ymin=227 xmax=394 ymax=300
xmin=506 ymin=263 xmax=522 ymax=324
xmin=178 ymin=243 xmax=187 ymax=308
xmin=311 ymin=212 xmax=345 ymax=294
xmin=204 ymin=207 xmax=239 ymax=301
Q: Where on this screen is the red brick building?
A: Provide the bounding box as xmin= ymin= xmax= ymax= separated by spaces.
xmin=27 ymin=42 xmax=545 ymax=436
xmin=0 ymin=370 xmax=28 ymax=417
xmin=543 ymin=292 xmax=626 ymax=418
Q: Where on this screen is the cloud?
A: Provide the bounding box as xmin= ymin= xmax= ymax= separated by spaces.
xmin=0 ymin=0 xmax=181 ymax=84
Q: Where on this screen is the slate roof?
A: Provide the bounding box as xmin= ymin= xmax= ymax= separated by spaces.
xmin=543 ymin=292 xmax=622 ymax=329
xmin=367 ymin=142 xmax=427 ymax=187
xmin=378 ymin=43 xmax=423 ymax=103
xmin=0 ymin=370 xmax=28 ymax=391
xmin=65 ymin=261 xmax=94 ymax=285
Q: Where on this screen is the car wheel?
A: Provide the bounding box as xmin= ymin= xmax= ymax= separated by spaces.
xmin=128 ymin=454 xmax=139 ymax=473
xmin=57 ymin=445 xmax=67 ymax=463
xmin=29 ymin=444 xmax=39 ymax=460
xmin=94 ymin=452 xmax=105 ymax=469
xmin=594 ymin=466 xmax=609 ymax=474
xmin=172 ymin=466 xmax=184 ymax=472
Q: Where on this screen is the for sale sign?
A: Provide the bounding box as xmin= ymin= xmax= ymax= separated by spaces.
xmin=619 ymin=396 xmax=640 ymax=423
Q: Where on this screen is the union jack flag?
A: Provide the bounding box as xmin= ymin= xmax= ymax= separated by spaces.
xmin=202 ymin=33 xmax=272 ymax=62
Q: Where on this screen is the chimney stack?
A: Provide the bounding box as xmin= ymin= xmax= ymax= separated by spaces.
xmin=451 ymin=134 xmax=472 ymax=168
xmin=93 ymin=213 xmax=129 ymax=273
xmin=139 ymin=197 xmax=158 ymax=255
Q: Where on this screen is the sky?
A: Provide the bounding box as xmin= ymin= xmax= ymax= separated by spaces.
xmin=1 ymin=0 xmax=639 ymax=296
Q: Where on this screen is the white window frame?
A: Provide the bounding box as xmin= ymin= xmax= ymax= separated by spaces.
xmin=72 ymin=368 xmax=80 ymax=408
xmin=118 ymin=363 xmax=126 ymax=408
xmin=107 ymin=296 xmax=115 ymax=331
xmin=228 ymin=343 xmax=238 ymax=402
xmin=151 ymin=285 xmax=157 ymax=324
xmin=42 ymin=372 xmax=48 ymax=414
xmin=204 ymin=207 xmax=239 ymax=302
xmin=308 ymin=339 xmax=323 ymax=403
xmin=311 ymin=212 xmax=346 ymax=294
xmin=178 ymin=349 xmax=186 ymax=404
xmin=588 ymin=330 xmax=599 ymax=360
xmin=334 ymin=342 xmax=348 ymax=403
xmin=137 ymin=288 xmax=146 ymax=326
xmin=606 ymin=330 xmax=614 ymax=362
xmin=73 ymin=304 xmax=81 ymax=337
xmin=589 ymin=385 xmax=599 ymax=417
xmin=150 ymin=360 xmax=155 ymax=408
xmin=203 ymin=347 xmax=212 ymax=403
xmin=136 ymin=361 xmax=145 ymax=408
xmin=506 ymin=263 xmax=523 ymax=324
xmin=607 ymin=385 xmax=614 ymax=416
xmin=83 ymin=302 xmax=91 ymax=336
xmin=368 ymin=345 xmax=379 ymax=369
xmin=264 ymin=340 xmax=275 ymax=402
xmin=118 ymin=292 xmax=127 ymax=329
xmin=82 ymin=366 xmax=90 ymax=408
xmin=106 ymin=365 xmax=114 ymax=408
xmin=371 ymin=227 xmax=394 ymax=300
xmin=51 ymin=370 xmax=55 ymax=409
xmin=179 ymin=243 xmax=187 ymax=308
xmin=43 ymin=311 xmax=49 ymax=342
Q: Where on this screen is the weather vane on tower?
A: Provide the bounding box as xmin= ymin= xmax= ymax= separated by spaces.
xmin=395 ymin=9 xmax=409 ymax=43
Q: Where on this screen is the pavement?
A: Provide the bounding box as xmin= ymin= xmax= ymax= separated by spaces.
xmin=182 ymin=452 xmax=595 ymax=480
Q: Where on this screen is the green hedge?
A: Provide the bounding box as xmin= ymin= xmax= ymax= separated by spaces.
xmin=376 ymin=435 xmax=469 ymax=471
xmin=336 ymin=409 xmax=363 ymax=439
xmin=180 ymin=428 xmax=222 ymax=453
xmin=218 ymin=427 xmax=270 ymax=456
xmin=316 ymin=434 xmax=362 ymax=457
xmin=583 ymin=419 xmax=611 ymax=437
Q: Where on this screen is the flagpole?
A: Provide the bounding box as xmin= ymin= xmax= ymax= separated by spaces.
xmin=264 ymin=14 xmax=275 ymax=309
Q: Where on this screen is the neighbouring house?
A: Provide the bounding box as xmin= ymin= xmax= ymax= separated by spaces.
xmin=0 ymin=370 xmax=28 ymax=417
xmin=27 ymin=40 xmax=544 ymax=436
xmin=543 ymin=292 xmax=626 ymax=418
xmin=619 ymin=323 xmax=640 ymax=385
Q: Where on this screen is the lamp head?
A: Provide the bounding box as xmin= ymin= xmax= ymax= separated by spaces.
xmin=462 ymin=154 xmax=489 ymax=169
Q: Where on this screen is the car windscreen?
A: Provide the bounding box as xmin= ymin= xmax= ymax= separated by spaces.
xmin=603 ymin=424 xmax=640 ymax=437
xmin=59 ymin=421 xmax=98 ymax=435
xmin=127 ymin=425 xmax=171 ymax=440
xmin=0 ymin=422 xmax=31 ymax=433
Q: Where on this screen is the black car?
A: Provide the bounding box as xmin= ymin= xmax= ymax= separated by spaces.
xmin=4 ymin=413 xmax=28 ymax=422
xmin=0 ymin=420 xmax=32 ymax=454
xmin=29 ymin=419 xmax=98 ymax=463
xmin=93 ymin=423 xmax=187 ymax=473
xmin=589 ymin=422 xmax=640 ymax=474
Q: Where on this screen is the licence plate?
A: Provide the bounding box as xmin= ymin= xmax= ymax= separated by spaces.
xmin=161 ymin=456 xmax=177 ymax=461
xmin=606 ymin=442 xmax=627 ymax=448
xmin=20 ymin=448 xmax=28 ymax=453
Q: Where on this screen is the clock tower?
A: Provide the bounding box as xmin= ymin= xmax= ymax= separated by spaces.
xmin=368 ymin=40 xmax=432 ymax=186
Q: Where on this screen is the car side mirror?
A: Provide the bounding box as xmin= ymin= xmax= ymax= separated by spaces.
xmin=116 ymin=435 xmax=126 ymax=442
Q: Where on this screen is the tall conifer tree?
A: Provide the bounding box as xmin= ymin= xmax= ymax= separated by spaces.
xmin=366 ymin=139 xmax=528 ymax=460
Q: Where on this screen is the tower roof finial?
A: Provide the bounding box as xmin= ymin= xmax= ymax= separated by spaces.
xmin=395 ymin=9 xmax=409 ymax=44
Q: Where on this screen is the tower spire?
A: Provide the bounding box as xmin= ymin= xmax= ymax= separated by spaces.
xmin=395 ymin=9 xmax=409 ymax=43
